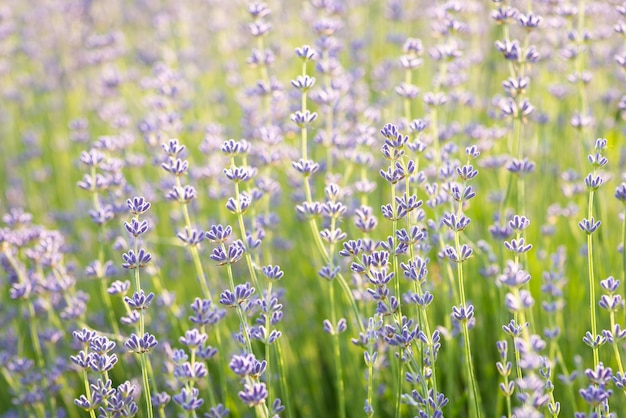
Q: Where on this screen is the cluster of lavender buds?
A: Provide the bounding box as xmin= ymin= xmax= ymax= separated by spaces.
xmin=72 ymin=329 xmax=138 ymax=417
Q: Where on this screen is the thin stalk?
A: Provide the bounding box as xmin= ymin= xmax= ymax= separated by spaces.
xmin=82 ymin=368 xmax=97 ymax=418
xmin=404 ymin=351 xmax=431 ymax=415
xmin=514 ymin=239 xmax=535 ymax=336
xmin=139 ymin=352 xmax=153 ymax=418
xmin=513 ymin=315 xmax=524 ymax=382
xmin=223 ymin=245 xmax=254 ymax=355
xmin=366 ymin=350 xmax=374 ymax=417
xmin=502 ymin=369 xmax=512 ymax=418
xmin=394 ymin=352 xmax=404 ymax=418
xmin=546 ymin=391 xmax=558 ymax=418
xmin=131 ymin=213 xmax=153 ymax=418
xmin=172 ymin=175 xmax=227 ymax=404
xmin=136 ymin=276 xmax=153 ymax=418
xmin=329 ymin=279 xmax=346 ymax=418
xmin=390 ymin=184 xmax=403 ymax=320
xmin=275 ymin=340 xmax=293 ymax=418
xmin=401 ymin=164 xmax=438 ymax=399
xmin=303 ymin=176 xmax=364 ymax=334
xmin=231 ymin=163 xmax=262 ymax=292
xmin=437 ymin=231 xmax=460 ymax=303
xmin=323 ymin=207 xmax=346 ymax=418
xmin=389 ymin=172 xmax=407 ymax=418
xmin=175 ymin=175 xmax=213 ymax=300
xmin=264 ymin=282 xmax=273 ymax=403
xmin=586 ymin=190 xmax=599 ymax=369
xmin=296 ymin=57 xmax=363 ymax=333
xmin=513 ymin=119 xmax=524 ymax=217
xmin=454 ymin=204 xmax=482 ymax=417
xmin=610 ymin=308 xmax=625 ymax=377
xmin=300 ymin=61 xmax=308 ymax=161
xmin=228 ymin=160 xmax=281 ymax=409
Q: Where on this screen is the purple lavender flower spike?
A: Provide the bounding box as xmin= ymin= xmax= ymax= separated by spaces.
xmin=295 ymin=45 xmax=318 ymax=61
xmin=152 ymin=392 xmax=171 ymax=408
xmin=220 ymin=283 xmax=255 ymax=307
xmin=578 ymin=217 xmax=601 ymax=234
xmin=189 ymin=298 xmax=225 ymax=325
xmin=579 ymin=384 xmax=612 ymax=408
xmin=238 ymin=382 xmax=268 ymax=407
xmin=124 ymin=332 xmax=158 ymax=353
xmin=124 ymin=290 xmax=155 ymax=310
xmin=206 ymin=403 xmax=230 ymax=418
xmin=229 ymin=353 xmax=256 ymax=376
xmin=121 ymin=248 xmax=152 ymax=269
xmin=261 ymin=264 xmax=284 ymax=281
xmin=205 ymin=224 xmax=232 ymax=243
xmin=127 ymin=196 xmax=151 ymax=215
xmin=162 ymin=138 xmax=186 ymax=156
xmin=452 ymin=304 xmax=474 ymax=322
xmin=173 ymin=387 xmax=204 ymax=411
xmin=180 ymin=329 xmax=208 ymax=349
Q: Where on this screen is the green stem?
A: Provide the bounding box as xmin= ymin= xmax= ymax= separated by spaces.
xmin=139 ymin=352 xmax=153 ymax=418
xmin=82 ymin=368 xmax=97 ymax=418
xmin=303 ymin=180 xmax=364 ymax=334
xmin=513 ymin=314 xmax=524 ymax=382
xmin=366 ymin=352 xmax=374 ymax=416
xmin=390 ymin=184 xmax=402 ymax=320
xmin=99 ymin=271 xmax=120 ymax=336
xmin=275 ymin=341 xmax=293 ymax=418
xmin=394 ymin=352 xmax=404 ymax=418
xmin=231 ymin=170 xmax=262 ymax=292
xmin=173 ymin=175 xmax=225 ymax=402
xmin=329 ymin=280 xmax=346 ymax=418
xmin=610 ymin=310 xmax=625 ymax=380
xmin=454 ymin=207 xmax=482 ymax=417
xmin=502 ymin=371 xmax=512 ymax=418
xmin=586 ymin=190 xmax=599 ymax=369
xmin=175 ymin=175 xmax=213 ymax=301
xmin=223 ymin=246 xmax=254 ymax=355
xmin=132 ymin=214 xmax=153 ymax=418
xmin=513 ymin=119 xmax=525 ymax=217
xmin=462 ymin=322 xmax=482 ymax=418
xmin=301 ymin=61 xmax=308 ymax=161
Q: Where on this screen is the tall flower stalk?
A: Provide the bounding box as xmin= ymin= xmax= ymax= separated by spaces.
xmin=291 ymin=45 xmax=365 ymax=325
xmin=162 ymin=139 xmax=212 ymax=300
xmin=444 ymin=146 xmax=483 ymax=418
xmin=122 ymin=196 xmax=158 ymax=418
xmin=77 ymin=148 xmax=121 ymax=337
xmin=580 ymin=138 xmax=608 ymax=371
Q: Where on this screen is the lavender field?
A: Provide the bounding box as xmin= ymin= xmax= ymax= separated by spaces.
xmin=3 ymin=0 xmax=626 ymax=417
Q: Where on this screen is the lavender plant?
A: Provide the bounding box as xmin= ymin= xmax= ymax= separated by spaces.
xmin=5 ymin=0 xmax=626 ymax=417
